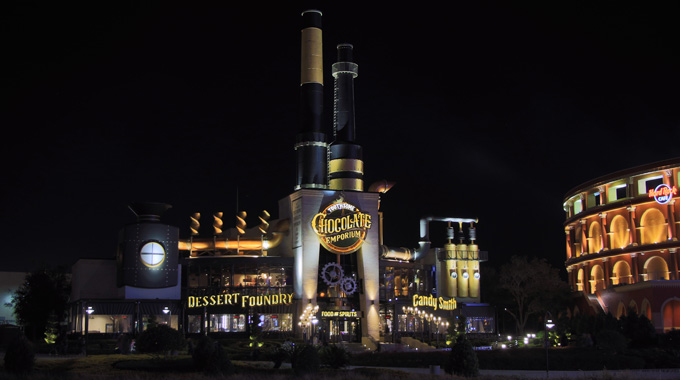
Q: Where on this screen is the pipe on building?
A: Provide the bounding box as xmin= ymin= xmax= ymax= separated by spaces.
xmin=380 ymin=216 xmax=477 ymax=261
xmin=368 ymin=180 xmax=396 ymax=193
xmin=178 ymin=219 xmax=289 ymax=254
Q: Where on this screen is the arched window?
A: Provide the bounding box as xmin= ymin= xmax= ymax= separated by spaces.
xmin=590 ymin=265 xmax=605 ymax=293
xmin=574 ymin=224 xmax=583 ymax=257
xmin=644 ymin=256 xmax=669 ymax=281
xmin=612 ymin=260 xmax=632 ymax=285
xmin=588 ymin=222 xmax=603 ymax=253
xmin=629 ymin=300 xmax=639 ymax=316
xmin=576 ymin=268 xmax=584 ymax=291
xmin=663 ymin=299 xmax=680 ymax=332
xmin=641 ymin=299 xmax=652 ymax=321
xmin=617 ymin=302 xmax=627 ymax=318
xmin=641 ymin=208 xmax=667 ymax=245
xmin=610 ymin=215 xmax=629 ymax=249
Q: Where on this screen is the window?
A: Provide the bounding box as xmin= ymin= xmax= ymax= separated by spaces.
xmin=574 ymin=199 xmax=583 ymax=214
xmin=139 ymin=242 xmax=165 ymax=268
xmin=641 ymin=208 xmax=668 ymax=244
xmin=586 ymin=192 xmax=601 ymax=209
xmin=588 ymin=222 xmax=603 ymax=253
xmin=639 ymin=176 xmax=664 ymax=196
xmin=609 ymin=215 xmax=630 ymax=249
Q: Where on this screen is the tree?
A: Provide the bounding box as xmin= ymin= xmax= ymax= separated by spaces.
xmin=7 ymin=268 xmax=71 ymax=341
xmin=444 ymin=335 xmax=479 ymax=377
xmin=498 ymin=256 xmax=570 ymax=336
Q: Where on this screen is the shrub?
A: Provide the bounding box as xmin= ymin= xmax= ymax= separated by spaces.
xmin=320 ymin=344 xmax=351 ymax=368
xmin=135 ymin=325 xmax=186 ymax=355
xmin=444 ymin=336 xmax=479 ymax=377
xmin=292 ymin=344 xmax=320 ymax=375
xmin=116 ymin=334 xmax=132 ymax=354
xmin=191 ymin=335 xmax=235 ymax=375
xmin=595 ymin=330 xmax=627 ymax=353
xmin=267 ymin=343 xmax=292 ymax=369
xmin=3 ymin=334 xmax=35 ymax=375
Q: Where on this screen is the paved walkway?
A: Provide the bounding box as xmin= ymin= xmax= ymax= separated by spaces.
xmin=349 ymin=365 xmax=680 ymax=379
xmin=28 ymin=355 xmax=680 ymax=379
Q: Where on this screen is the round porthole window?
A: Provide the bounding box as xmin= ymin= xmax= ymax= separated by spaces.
xmin=140 ymin=242 xmax=165 ymax=268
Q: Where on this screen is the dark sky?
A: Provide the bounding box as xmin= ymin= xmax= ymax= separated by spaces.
xmin=2 ymin=2 xmax=679 ymax=274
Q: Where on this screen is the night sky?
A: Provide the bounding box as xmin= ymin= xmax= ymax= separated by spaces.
xmin=2 ymin=3 xmax=679 ymax=274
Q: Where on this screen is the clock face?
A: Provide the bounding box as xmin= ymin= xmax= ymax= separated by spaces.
xmin=140 ymin=241 xmax=166 ymax=268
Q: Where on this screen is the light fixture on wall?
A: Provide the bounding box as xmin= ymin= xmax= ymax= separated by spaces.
xmin=450 ymin=270 xmax=457 ymax=279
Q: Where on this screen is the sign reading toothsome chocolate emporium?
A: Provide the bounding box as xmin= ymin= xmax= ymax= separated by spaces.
xmin=311 ymin=199 xmax=372 ymax=254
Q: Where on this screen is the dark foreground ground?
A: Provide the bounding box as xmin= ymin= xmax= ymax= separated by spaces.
xmin=2 ymin=354 xmax=680 ymax=380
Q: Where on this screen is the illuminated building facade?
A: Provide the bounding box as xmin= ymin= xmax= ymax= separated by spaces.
xmin=563 ymin=158 xmax=680 ymax=332
xmin=68 ymin=10 xmax=491 ymax=346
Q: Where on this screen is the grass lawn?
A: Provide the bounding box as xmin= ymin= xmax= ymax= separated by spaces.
xmin=1 ymin=354 xmax=440 ymax=380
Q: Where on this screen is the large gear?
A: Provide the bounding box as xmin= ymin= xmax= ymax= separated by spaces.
xmin=340 ymin=277 xmax=357 ymax=295
xmin=321 ymin=263 xmax=344 ymax=286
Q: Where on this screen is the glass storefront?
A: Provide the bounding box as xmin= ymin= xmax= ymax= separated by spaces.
xmin=380 ymin=265 xmax=434 ymax=301
xmin=186 ymin=262 xmax=293 ymax=297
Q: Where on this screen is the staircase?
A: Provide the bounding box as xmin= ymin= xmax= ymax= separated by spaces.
xmin=400 ymin=337 xmax=436 ymax=351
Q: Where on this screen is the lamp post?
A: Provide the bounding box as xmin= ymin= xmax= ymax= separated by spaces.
xmin=163 ymin=307 xmax=171 ymax=328
xmin=84 ymin=306 xmax=94 ymax=356
xmin=299 ymin=303 xmax=319 ymax=343
xmin=544 ymin=311 xmax=555 ymax=378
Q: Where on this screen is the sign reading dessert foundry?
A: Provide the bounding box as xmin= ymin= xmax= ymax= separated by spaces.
xmin=187 ymin=293 xmax=294 ymax=309
xmin=311 ymin=199 xmax=372 ymax=254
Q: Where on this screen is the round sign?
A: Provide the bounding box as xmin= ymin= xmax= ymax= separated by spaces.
xmin=311 ymin=200 xmax=372 ymax=254
xmin=649 ymin=184 xmax=677 ymax=205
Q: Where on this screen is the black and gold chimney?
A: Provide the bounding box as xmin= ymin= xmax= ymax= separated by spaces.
xmin=117 ymin=202 xmax=179 ymax=288
xmin=295 ymin=10 xmax=328 ymax=190
xmin=329 ymin=43 xmax=363 ymax=191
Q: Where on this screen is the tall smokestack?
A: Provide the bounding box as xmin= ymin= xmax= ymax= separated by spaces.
xmin=329 ymin=43 xmax=363 ymax=191
xmin=295 ymin=10 xmax=328 ymax=190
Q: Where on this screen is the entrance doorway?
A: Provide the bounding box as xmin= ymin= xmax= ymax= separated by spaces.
xmin=324 ymin=318 xmax=361 ymax=343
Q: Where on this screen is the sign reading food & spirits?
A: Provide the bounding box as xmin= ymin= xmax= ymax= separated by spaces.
xmin=187 ymin=293 xmax=294 ymax=309
xmin=320 ymin=310 xmax=360 ymax=318
xmin=311 ymin=199 xmax=372 ymax=254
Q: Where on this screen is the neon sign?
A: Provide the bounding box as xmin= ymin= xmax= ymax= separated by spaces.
xmin=648 ymin=184 xmax=677 ymax=205
xmin=412 ymin=294 xmax=457 ymax=311
xmin=320 ymin=310 xmax=359 ymax=318
xmin=311 ymin=199 xmax=372 ymax=254
xmin=187 ymin=293 xmax=294 ymax=309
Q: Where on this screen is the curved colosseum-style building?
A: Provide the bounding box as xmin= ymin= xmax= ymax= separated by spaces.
xmin=564 ymin=158 xmax=680 ymax=332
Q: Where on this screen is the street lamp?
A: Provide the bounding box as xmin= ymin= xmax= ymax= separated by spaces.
xmin=544 ymin=311 xmax=555 ymax=378
xmin=84 ymin=306 xmax=94 ymax=356
xmin=163 ymin=307 xmax=171 ymax=328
